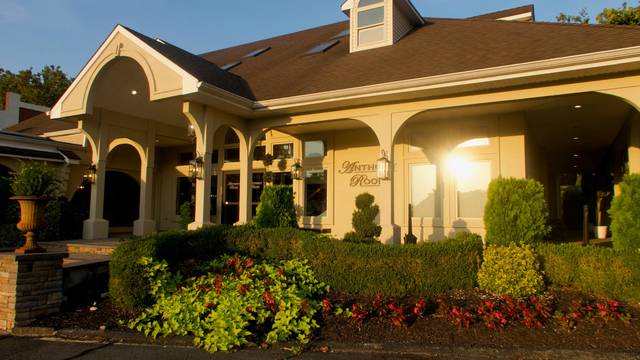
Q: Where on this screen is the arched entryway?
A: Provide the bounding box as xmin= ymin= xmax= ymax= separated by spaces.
xmin=105 ymin=143 xmax=142 ymax=236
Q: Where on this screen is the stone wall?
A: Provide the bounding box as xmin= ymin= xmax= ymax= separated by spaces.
xmin=0 ymin=252 xmax=67 ymax=331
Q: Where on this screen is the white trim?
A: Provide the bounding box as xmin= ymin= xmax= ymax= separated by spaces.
xmin=42 ymin=128 xmax=82 ymax=138
xmin=253 ymin=45 xmax=640 ymax=111
xmin=497 ymin=12 xmax=533 ymax=22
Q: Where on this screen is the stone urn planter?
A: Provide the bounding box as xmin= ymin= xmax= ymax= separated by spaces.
xmin=11 ymin=195 xmax=47 ymax=254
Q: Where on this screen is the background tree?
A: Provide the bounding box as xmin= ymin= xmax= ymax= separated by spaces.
xmin=557 ymin=2 xmax=640 ymax=25
xmin=0 ymin=65 xmax=72 ymax=110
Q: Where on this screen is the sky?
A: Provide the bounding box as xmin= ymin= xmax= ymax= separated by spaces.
xmin=0 ymin=0 xmax=630 ymax=77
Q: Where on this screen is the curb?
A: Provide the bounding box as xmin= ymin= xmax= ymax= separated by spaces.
xmin=9 ymin=327 xmax=640 ymax=360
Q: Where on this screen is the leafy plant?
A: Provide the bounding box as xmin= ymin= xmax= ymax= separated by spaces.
xmin=10 ymin=161 xmax=62 ymax=197
xmin=262 ymin=153 xmax=274 ymax=167
xmin=344 ymin=193 xmax=382 ymax=243
xmin=478 ymin=245 xmax=545 ymax=299
xmin=609 ymin=174 xmax=640 ymax=252
xmin=179 ymin=201 xmax=194 ymax=230
xmin=128 ymin=255 xmax=328 ymax=352
xmin=484 ymin=178 xmax=551 ymax=246
xmin=254 ymin=185 xmax=298 ymax=228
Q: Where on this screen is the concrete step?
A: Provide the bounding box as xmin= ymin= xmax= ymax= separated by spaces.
xmin=42 ymin=240 xmax=119 ymax=256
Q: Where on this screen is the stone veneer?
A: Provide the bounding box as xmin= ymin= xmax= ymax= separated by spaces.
xmin=0 ymin=252 xmax=68 ymax=331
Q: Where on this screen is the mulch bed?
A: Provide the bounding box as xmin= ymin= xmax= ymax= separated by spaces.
xmin=33 ymin=288 xmax=640 ymax=353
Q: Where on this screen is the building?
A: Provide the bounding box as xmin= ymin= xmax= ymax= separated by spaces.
xmin=48 ymin=1 xmax=640 ymax=243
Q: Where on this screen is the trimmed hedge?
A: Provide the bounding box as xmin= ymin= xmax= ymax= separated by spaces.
xmin=536 ymin=243 xmax=640 ymax=303
xmin=609 ymin=174 xmax=640 ymax=252
xmin=110 ymin=226 xmax=484 ymax=311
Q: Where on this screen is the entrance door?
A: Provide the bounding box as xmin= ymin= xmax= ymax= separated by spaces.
xmin=222 ymin=173 xmax=240 ymax=225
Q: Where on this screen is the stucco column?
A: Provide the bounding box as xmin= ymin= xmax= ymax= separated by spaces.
xmin=238 ymin=137 xmax=253 ymax=225
xmin=82 ymin=117 xmax=109 ymax=240
xmin=183 ymin=102 xmax=216 ymax=230
xmin=133 ymin=127 xmax=156 ymax=236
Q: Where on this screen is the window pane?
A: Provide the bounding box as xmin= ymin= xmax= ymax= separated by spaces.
xmin=304 ymin=140 xmax=325 ymax=158
xmin=358 ymin=25 xmax=385 ymax=45
xmin=176 ymin=177 xmax=193 ymax=215
xmin=211 ymin=150 xmax=219 ymax=164
xmin=224 ymin=129 xmax=239 ymax=144
xmin=457 ymin=160 xmax=491 ymax=219
xmin=210 ymin=175 xmax=218 ymax=217
xmin=254 ymin=145 xmax=266 ymax=161
xmin=273 ymin=172 xmax=293 ymax=186
xmin=178 ymin=152 xmax=193 ymax=166
xmin=359 ymin=0 xmax=383 ymax=7
xmin=252 ymin=172 xmax=264 ymax=206
xmin=305 ymin=170 xmax=327 ymax=217
xmin=410 ymin=164 xmax=438 ymax=218
xmin=273 ymin=143 xmax=294 ymax=159
xmin=224 ymin=148 xmax=240 ymax=163
xmin=358 ymin=7 xmax=384 ymax=27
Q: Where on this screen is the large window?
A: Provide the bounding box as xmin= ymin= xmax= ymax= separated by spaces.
xmin=356 ymin=0 xmax=385 ymax=46
xmin=456 ymin=160 xmax=491 ymax=219
xmin=304 ymin=140 xmax=325 ymax=158
xmin=176 ymin=177 xmax=193 ymax=215
xmin=273 ymin=143 xmax=294 ymax=159
xmin=224 ymin=129 xmax=240 ymax=163
xmin=410 ymin=164 xmax=438 ymax=218
xmin=304 ymin=169 xmax=327 ymax=217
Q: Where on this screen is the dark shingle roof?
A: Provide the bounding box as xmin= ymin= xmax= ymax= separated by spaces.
xmin=199 ymin=18 xmax=640 ymax=101
xmin=468 ymin=5 xmax=534 ymax=20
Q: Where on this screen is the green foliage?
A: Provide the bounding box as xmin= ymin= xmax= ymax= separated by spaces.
xmin=179 ymin=201 xmax=193 ymax=230
xmin=537 ymin=243 xmax=640 ymax=302
xmin=10 ymin=161 xmax=62 ymax=197
xmin=0 ymin=66 xmax=72 ymax=110
xmin=597 ymin=1 xmax=640 ymax=25
xmin=128 ymin=256 xmax=327 ymax=352
xmin=345 ymin=193 xmax=381 ymax=243
xmin=556 ymin=8 xmax=591 ymax=24
xmin=110 ymin=226 xmax=484 ymax=310
xmin=609 ymin=174 xmax=640 ymax=252
xmin=254 ymin=185 xmax=297 ymax=228
xmin=0 ymin=203 xmax=20 ymax=248
xmin=478 ymin=245 xmax=545 ymax=299
xmin=484 ymin=178 xmax=551 ymax=246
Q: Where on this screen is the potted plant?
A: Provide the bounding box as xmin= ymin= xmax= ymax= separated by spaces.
xmin=10 ymin=162 xmax=62 ymax=254
xmin=596 ymin=191 xmax=611 ymax=240
xmin=262 ymin=153 xmax=274 ymax=168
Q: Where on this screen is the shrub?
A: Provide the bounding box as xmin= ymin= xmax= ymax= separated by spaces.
xmin=609 ymin=174 xmax=640 ymax=253
xmin=10 ymin=161 xmax=62 ymax=197
xmin=484 ymin=178 xmax=551 ymax=246
xmin=179 ymin=201 xmax=193 ymax=230
xmin=536 ymin=243 xmax=640 ymax=302
xmin=344 ymin=193 xmax=382 ymax=243
xmin=254 ymin=185 xmax=297 ymax=228
xmin=128 ymin=255 xmax=327 ymax=352
xmin=478 ymin=245 xmax=545 ymax=298
xmin=110 ymin=226 xmax=484 ymax=310
xmin=0 ymin=202 xmax=20 ymax=248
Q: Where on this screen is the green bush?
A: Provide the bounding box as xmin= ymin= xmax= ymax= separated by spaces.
xmin=179 ymin=201 xmax=193 ymax=230
xmin=110 ymin=226 xmax=484 ymax=310
xmin=344 ymin=193 xmax=382 ymax=243
xmin=10 ymin=161 xmax=62 ymax=197
xmin=609 ymin=174 xmax=640 ymax=253
xmin=254 ymin=185 xmax=297 ymax=228
xmin=484 ymin=178 xmax=551 ymax=246
xmin=536 ymin=243 xmax=640 ymax=302
xmin=478 ymin=245 xmax=545 ymax=298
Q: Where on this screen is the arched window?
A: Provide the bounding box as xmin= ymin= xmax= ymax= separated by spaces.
xmin=356 ymin=0 xmax=385 ymax=47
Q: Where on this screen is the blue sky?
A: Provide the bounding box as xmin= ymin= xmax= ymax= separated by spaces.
xmin=0 ymin=0 xmax=629 ymax=76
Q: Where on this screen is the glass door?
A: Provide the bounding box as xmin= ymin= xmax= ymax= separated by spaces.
xmin=222 ymin=173 xmax=240 ymax=225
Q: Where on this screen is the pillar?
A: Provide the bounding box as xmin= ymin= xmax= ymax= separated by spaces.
xmin=238 ymin=130 xmax=262 ymax=225
xmin=82 ymin=118 xmax=109 ymax=240
xmin=133 ymin=125 xmax=156 ymax=236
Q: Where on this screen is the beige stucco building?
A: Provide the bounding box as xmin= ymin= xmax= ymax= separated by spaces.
xmin=40 ymin=1 xmax=640 ymax=243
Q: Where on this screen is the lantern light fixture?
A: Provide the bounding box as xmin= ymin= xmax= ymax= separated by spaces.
xmin=377 ymin=150 xmax=391 ymax=180
xmin=187 ymin=124 xmax=196 ymax=139
xmin=291 ymin=158 xmax=303 ymax=180
xmin=189 ymin=155 xmax=204 ymax=181
xmin=83 ymin=164 xmax=97 ymax=184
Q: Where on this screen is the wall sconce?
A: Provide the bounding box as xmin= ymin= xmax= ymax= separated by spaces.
xmin=189 ymin=156 xmax=204 ymax=181
xmin=187 ymin=124 xmax=196 ymax=140
xmin=377 ymin=150 xmax=391 ymax=180
xmin=291 ymin=159 xmax=303 ymax=180
xmin=83 ymin=164 xmax=97 ymax=184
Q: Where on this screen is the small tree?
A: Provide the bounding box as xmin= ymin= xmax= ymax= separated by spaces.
xmin=179 ymin=201 xmax=194 ymax=230
xmin=344 ymin=193 xmax=381 ymax=243
xmin=609 ymin=174 xmax=640 ymax=252
xmin=254 ymin=185 xmax=297 ymax=228
xmin=484 ymin=178 xmax=551 ymax=246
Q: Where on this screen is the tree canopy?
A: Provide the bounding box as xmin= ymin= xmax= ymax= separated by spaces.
xmin=0 ymin=66 xmax=72 ymax=110
xmin=557 ymin=2 xmax=640 ymax=25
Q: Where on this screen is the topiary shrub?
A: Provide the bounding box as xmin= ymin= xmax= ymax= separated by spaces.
xmin=179 ymin=201 xmax=194 ymax=230
xmin=478 ymin=245 xmax=545 ymax=298
xmin=254 ymin=185 xmax=297 ymax=228
xmin=344 ymin=193 xmax=382 ymax=243
xmin=609 ymin=174 xmax=640 ymax=253
xmin=484 ymin=178 xmax=551 ymax=246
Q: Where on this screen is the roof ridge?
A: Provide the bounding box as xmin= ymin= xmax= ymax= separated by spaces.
xmin=468 ymin=4 xmax=534 ymax=20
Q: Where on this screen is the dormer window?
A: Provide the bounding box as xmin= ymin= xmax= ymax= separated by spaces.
xmin=357 ymin=0 xmax=386 ymax=46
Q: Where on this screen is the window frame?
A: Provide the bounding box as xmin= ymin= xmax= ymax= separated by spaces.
xmin=355 ymin=0 xmax=386 ymax=47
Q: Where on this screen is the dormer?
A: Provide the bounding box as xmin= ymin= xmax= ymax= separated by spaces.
xmin=341 ymin=0 xmax=424 ymax=53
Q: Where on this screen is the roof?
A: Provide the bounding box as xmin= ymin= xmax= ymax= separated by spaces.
xmin=468 ymin=5 xmax=534 ymax=20
xmin=5 ymin=113 xmax=77 ymax=136
xmin=198 ymin=18 xmax=640 ymax=101
xmin=123 ymin=26 xmax=256 ymax=100
xmin=0 ymin=130 xmax=83 ymax=162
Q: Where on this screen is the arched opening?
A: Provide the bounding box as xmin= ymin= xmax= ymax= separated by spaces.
xmin=105 ymin=144 xmax=141 ymax=236
xmin=393 ymin=92 xmax=637 ymax=243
